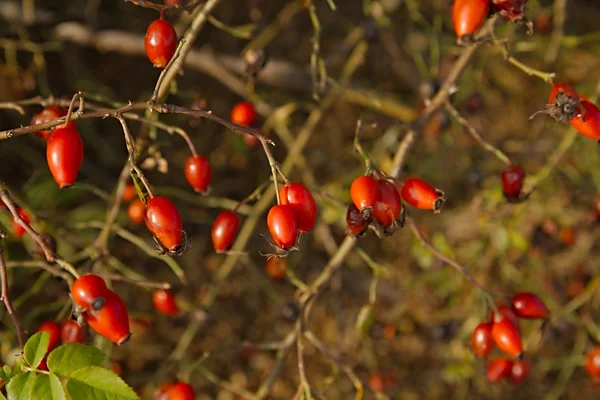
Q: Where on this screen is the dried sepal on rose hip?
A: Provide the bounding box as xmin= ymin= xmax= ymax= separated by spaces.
xmin=491 ymin=0 xmax=528 ymax=22
xmin=541 ymin=83 xmax=581 ymax=123
xmin=400 ymin=177 xmax=445 ymax=213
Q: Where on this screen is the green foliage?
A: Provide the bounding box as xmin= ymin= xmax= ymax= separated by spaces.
xmin=4 ymin=336 xmax=138 ymax=400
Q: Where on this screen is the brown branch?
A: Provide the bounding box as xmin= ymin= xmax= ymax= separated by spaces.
xmin=0 ymin=241 xmax=26 ymax=349
xmin=99 ymin=273 xmax=171 ymax=290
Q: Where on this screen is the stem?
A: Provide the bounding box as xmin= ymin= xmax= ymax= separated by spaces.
xmin=64 ymin=91 xmax=84 ymax=126
xmin=0 ymin=243 xmax=25 ymax=349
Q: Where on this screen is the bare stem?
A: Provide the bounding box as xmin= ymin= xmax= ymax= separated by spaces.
xmin=0 ymin=242 xmax=26 ymax=349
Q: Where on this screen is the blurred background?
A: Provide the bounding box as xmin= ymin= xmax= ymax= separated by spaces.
xmin=2 ymin=0 xmax=600 ymax=398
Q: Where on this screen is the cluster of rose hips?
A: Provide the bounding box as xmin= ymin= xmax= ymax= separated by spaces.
xmin=35 ymin=318 xmax=87 ymax=370
xmin=347 ymin=175 xmax=445 ymax=237
xmin=471 ymin=292 xmax=549 ymax=383
xmin=452 ymin=0 xmax=529 ymax=41
xmin=70 ymin=274 xmax=131 ymax=345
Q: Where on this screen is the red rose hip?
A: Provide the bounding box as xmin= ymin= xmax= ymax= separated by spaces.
xmin=400 ymin=177 xmax=445 ymax=213
xmin=84 ymin=289 xmax=131 ymax=345
xmin=452 ymin=0 xmax=490 ymax=39
xmin=152 ymin=289 xmax=179 ymax=316
xmin=350 ymin=175 xmax=381 ymax=215
xmin=71 ymin=274 xmax=109 ymax=311
xmin=230 ymin=101 xmax=257 ymax=127
xmin=61 ymin=319 xmax=87 ymax=344
xmin=279 ymin=183 xmax=317 ymax=233
xmin=184 ymin=155 xmax=211 ymax=193
xmin=144 ymin=196 xmax=183 ymax=253
xmin=501 ymin=165 xmax=526 ymax=201
xmin=145 ymin=19 xmax=178 ymax=68
xmin=47 ymin=126 xmax=84 ymax=189
xmin=471 ymin=322 xmax=494 ymax=358
xmin=37 ymin=320 xmax=61 ymax=351
xmin=211 ymin=210 xmax=240 ymax=253
xmin=511 ymin=292 xmax=550 ymax=319
xmin=267 ymin=205 xmax=299 ymax=249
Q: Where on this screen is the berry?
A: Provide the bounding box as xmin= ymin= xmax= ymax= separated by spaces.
xmin=491 ymin=305 xmax=521 ymax=332
xmin=471 ymin=322 xmax=494 ymax=358
xmin=12 ymin=208 xmax=30 ymax=238
xmin=509 ymin=359 xmax=530 ymax=385
xmin=548 ymin=83 xmax=579 ymax=106
xmin=154 ymin=382 xmax=174 ymax=400
xmin=501 ymin=165 xmax=526 ymax=201
xmin=37 ymin=321 xmax=61 ymax=352
xmin=400 ymin=177 xmax=445 ymax=213
xmin=184 ymin=155 xmax=211 ymax=193
xmin=492 ymin=312 xmax=523 ymax=358
xmin=83 ymin=289 xmax=131 ymax=345
xmin=128 ymin=199 xmax=146 ymax=225
xmin=71 ymin=274 xmax=108 ymax=311
xmin=152 ymin=289 xmax=179 ymax=316
xmin=586 ymin=346 xmax=600 ymax=379
xmin=571 ymin=100 xmax=600 ymax=140
xmin=368 ymin=373 xmax=385 ymax=393
xmin=266 ymin=257 xmax=288 ymax=280
xmin=211 ymin=211 xmax=241 ymax=253
xmin=267 ymin=205 xmax=299 ymax=249
xmin=168 ymin=382 xmax=195 ymax=400
xmin=122 ymin=184 xmax=137 ymax=202
xmin=511 ymin=292 xmax=550 ymax=319
xmin=61 ymin=319 xmax=86 ymax=344
xmin=144 ymin=196 xmax=183 ymax=253
xmin=31 ymin=106 xmax=73 ymax=141
xmin=350 ymin=175 xmax=381 ymax=215
xmin=492 ymin=0 xmax=528 ymax=22
xmin=452 ymin=0 xmax=490 ymax=39
xmin=486 ymin=358 xmax=513 ymax=382
xmin=47 ymin=126 xmax=84 ymax=189
xmin=346 ymin=203 xmax=369 ymax=237
xmin=145 ymin=19 xmax=177 ymax=68
xmin=230 ymin=101 xmax=257 ymax=127
xmin=560 ymin=226 xmax=576 ymax=246
xmin=371 ymin=179 xmax=403 ymax=228
xmin=279 ymin=183 xmax=317 ymax=233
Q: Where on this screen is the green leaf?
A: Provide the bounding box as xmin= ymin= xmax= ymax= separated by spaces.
xmin=6 ymin=372 xmax=36 ymax=400
xmin=66 ymin=366 xmax=138 ymax=400
xmin=47 ymin=343 xmax=105 ymax=378
xmin=30 ymin=374 xmax=67 ymax=400
xmin=23 ymin=332 xmax=49 ymax=369
xmin=0 ymin=390 xmax=6 ymax=400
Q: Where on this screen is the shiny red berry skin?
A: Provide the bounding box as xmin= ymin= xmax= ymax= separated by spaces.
xmin=168 ymin=382 xmax=195 ymax=400
xmin=184 ymin=155 xmax=211 ymax=193
xmin=47 ymin=126 xmax=84 ymax=189
xmin=279 ymin=183 xmax=317 ymax=233
xmin=501 ymin=165 xmax=525 ymax=200
xmin=371 ymin=179 xmax=403 ymax=227
xmin=400 ymin=178 xmax=445 ymax=212
xmin=491 ymin=305 xmax=521 ymax=332
xmin=144 ymin=196 xmax=183 ymax=252
xmin=368 ymin=373 xmax=385 ymax=393
xmin=471 ymin=322 xmax=494 ymax=358
xmin=511 ymin=292 xmax=550 ymax=319
xmin=586 ymin=346 xmax=600 ymax=378
xmin=267 ymin=205 xmax=299 ymax=249
xmin=31 ymin=106 xmax=74 ymax=141
xmin=37 ymin=320 xmax=61 ymax=351
xmin=211 ymin=211 xmax=240 ymax=253
xmin=152 ymin=289 xmax=179 ymax=316
xmin=486 ymin=358 xmax=513 ymax=382
xmin=122 ymin=184 xmax=137 ymax=202
xmin=128 ymin=199 xmax=146 ymax=225
xmin=492 ymin=313 xmax=523 ymax=357
xmin=12 ymin=208 xmax=30 ymax=238
xmin=83 ymin=289 xmax=131 ymax=345
xmin=452 ymin=0 xmax=490 ymax=38
xmin=145 ymin=19 xmax=177 ymax=68
xmin=571 ymin=100 xmax=600 ymax=140
xmin=492 ymin=0 xmax=528 ymax=22
xmin=346 ymin=203 xmax=369 ymax=237
xmin=71 ymin=274 xmax=108 ymax=311
xmin=230 ymin=101 xmax=257 ymax=127
xmin=61 ymin=319 xmax=86 ymax=344
xmin=154 ymin=382 xmax=174 ymax=400
xmin=350 ymin=176 xmax=381 ymax=213
xmin=509 ymin=359 xmax=530 ymax=384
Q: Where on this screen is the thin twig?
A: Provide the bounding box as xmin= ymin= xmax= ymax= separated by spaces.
xmin=0 ymin=241 xmax=26 ymax=349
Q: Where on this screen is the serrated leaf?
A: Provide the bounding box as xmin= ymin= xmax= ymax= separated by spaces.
xmin=0 ymin=368 xmax=8 ymax=382
xmin=23 ymin=332 xmax=49 ymax=369
xmin=30 ymin=374 xmax=66 ymax=400
xmin=47 ymin=343 xmax=105 ymax=377
xmin=6 ymin=372 xmax=36 ymax=400
xmin=3 ymin=365 xmax=11 ymax=377
xmin=66 ymin=366 xmax=138 ymax=400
